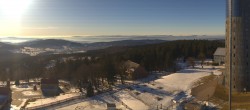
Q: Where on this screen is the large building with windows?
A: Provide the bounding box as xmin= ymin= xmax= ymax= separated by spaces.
xmin=225 ymin=0 xmax=250 ymax=92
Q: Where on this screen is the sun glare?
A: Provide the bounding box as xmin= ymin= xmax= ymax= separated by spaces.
xmin=0 ymin=0 xmax=32 ymax=19
xmin=0 ymin=0 xmax=32 ymax=36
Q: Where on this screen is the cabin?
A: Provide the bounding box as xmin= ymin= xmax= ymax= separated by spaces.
xmin=41 ymin=78 xmax=59 ymax=96
xmin=124 ymin=60 xmax=149 ymax=80
xmin=213 ymin=47 xmax=225 ymax=65
xmin=0 ymin=87 xmax=11 ymax=109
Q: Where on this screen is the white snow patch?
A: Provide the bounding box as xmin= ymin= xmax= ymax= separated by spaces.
xmin=22 ymin=91 xmax=40 ymax=96
xmin=11 ymin=85 xmax=33 ymax=91
xmin=56 ymin=92 xmax=127 ymax=110
xmin=26 ymin=93 xmax=80 ymax=109
xmin=154 ymin=68 xmax=211 ymax=92
xmin=212 ymin=70 xmax=222 ymax=75
xmin=114 ymin=90 xmax=149 ymax=110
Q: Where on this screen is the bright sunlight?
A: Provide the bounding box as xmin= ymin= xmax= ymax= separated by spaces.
xmin=0 ymin=0 xmax=33 ymax=36
xmin=0 ymin=0 xmax=32 ymax=19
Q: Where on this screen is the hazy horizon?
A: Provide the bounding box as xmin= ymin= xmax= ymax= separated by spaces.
xmin=0 ymin=35 xmax=225 ymax=43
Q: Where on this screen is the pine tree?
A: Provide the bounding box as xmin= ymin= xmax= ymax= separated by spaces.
xmin=86 ymin=83 xmax=94 ymax=97
xmin=198 ymin=52 xmax=206 ymax=68
xmin=15 ymin=80 xmax=20 ymax=86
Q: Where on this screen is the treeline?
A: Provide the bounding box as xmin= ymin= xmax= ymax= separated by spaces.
xmin=0 ymin=55 xmax=47 ymax=81
xmin=94 ymin=40 xmax=225 ymax=71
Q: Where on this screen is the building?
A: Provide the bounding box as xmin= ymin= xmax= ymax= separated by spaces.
xmin=124 ymin=60 xmax=149 ymax=80
xmin=0 ymin=87 xmax=11 ymax=109
xmin=225 ymin=0 xmax=250 ymax=92
xmin=213 ymin=47 xmax=225 ymax=65
xmin=41 ymin=78 xmax=60 ymax=96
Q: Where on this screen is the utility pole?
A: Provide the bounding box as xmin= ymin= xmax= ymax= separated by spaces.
xmin=229 ymin=0 xmax=232 ymax=109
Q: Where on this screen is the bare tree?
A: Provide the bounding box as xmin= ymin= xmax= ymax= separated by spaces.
xmin=116 ymin=61 xmax=129 ymax=84
xmin=198 ymin=52 xmax=206 ymax=68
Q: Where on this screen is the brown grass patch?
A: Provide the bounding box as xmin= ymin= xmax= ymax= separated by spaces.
xmin=214 ymin=84 xmax=250 ymax=109
xmin=193 ymin=75 xmax=216 ymax=87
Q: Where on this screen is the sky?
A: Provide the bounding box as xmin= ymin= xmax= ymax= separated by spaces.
xmin=0 ymin=0 xmax=226 ymax=38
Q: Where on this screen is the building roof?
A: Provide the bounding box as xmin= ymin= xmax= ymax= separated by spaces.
xmin=41 ymin=78 xmax=59 ymax=85
xmin=214 ymin=47 xmax=225 ymax=56
xmin=0 ymin=87 xmax=11 ymax=95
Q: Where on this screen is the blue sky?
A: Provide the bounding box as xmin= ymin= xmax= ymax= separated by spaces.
xmin=0 ymin=0 xmax=226 ymax=37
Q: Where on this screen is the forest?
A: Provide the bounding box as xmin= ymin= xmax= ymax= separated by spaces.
xmin=0 ymin=40 xmax=224 ymax=95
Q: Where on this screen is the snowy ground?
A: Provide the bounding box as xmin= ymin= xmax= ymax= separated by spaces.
xmin=54 ymin=65 xmax=223 ymax=110
xmin=22 ymin=91 xmax=40 ymax=96
xmin=53 ymin=92 xmax=130 ymax=110
xmin=114 ymin=90 xmax=149 ymax=110
xmin=51 ymin=89 xmax=149 ymax=110
xmin=154 ymin=69 xmax=210 ymax=92
xmin=11 ymin=85 xmax=42 ymax=110
xmin=8 ymin=64 xmax=223 ymax=110
xmin=26 ymin=93 xmax=81 ymax=109
xmin=125 ymin=65 xmax=223 ymax=109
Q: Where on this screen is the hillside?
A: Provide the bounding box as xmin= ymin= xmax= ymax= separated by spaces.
xmin=0 ymin=42 xmax=17 ymax=50
xmin=19 ymin=39 xmax=83 ymax=48
xmin=18 ymin=39 xmax=165 ymax=49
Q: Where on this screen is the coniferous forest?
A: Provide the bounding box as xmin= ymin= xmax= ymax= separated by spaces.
xmin=0 ymin=40 xmax=224 ymax=91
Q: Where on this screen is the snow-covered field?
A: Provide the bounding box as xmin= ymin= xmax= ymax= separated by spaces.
xmin=154 ymin=66 xmax=217 ymax=92
xmin=54 ymin=65 xmax=223 ymax=110
xmin=54 ymin=92 xmax=130 ymax=110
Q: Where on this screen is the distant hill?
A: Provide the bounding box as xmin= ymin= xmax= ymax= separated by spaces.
xmin=0 ymin=42 xmax=21 ymax=58
xmin=19 ymin=39 xmax=83 ymax=48
xmin=87 ymin=39 xmax=165 ymax=47
xmin=0 ymin=42 xmax=17 ymax=50
xmin=83 ymin=39 xmax=166 ymax=50
xmin=18 ymin=39 xmax=166 ymax=50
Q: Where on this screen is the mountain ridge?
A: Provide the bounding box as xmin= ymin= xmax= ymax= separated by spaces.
xmin=16 ymin=39 xmax=166 ymax=50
